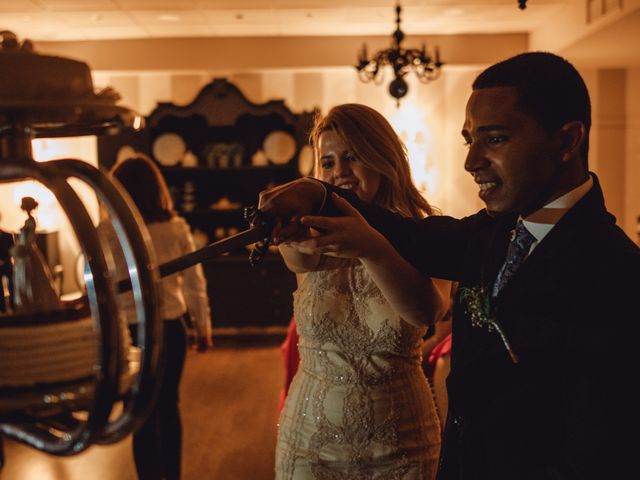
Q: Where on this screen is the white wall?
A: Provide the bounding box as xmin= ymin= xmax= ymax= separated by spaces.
xmin=625 ymin=68 xmax=640 ymax=243
xmin=582 ymin=65 xmax=640 ymax=242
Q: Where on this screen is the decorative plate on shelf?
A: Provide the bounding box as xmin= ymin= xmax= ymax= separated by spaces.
xmin=115 ymin=144 xmax=137 ymax=165
xmin=182 ymin=150 xmax=198 ymax=167
xmin=298 ymin=145 xmax=314 ymax=176
xmin=209 ymin=197 xmax=242 ymax=210
xmin=263 ymin=130 xmax=296 ymax=165
xmin=153 ymin=132 xmax=186 ymax=166
xmin=251 ymin=149 xmax=268 ymax=167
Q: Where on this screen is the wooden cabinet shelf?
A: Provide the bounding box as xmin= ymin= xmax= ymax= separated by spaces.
xmin=181 ymin=208 xmax=244 ymax=218
xmin=161 ymin=164 xmax=299 ymax=215
xmin=96 ymin=78 xmax=317 ymax=329
xmin=159 ymin=164 xmax=296 ymax=174
xmin=204 ymin=251 xmax=296 ymax=329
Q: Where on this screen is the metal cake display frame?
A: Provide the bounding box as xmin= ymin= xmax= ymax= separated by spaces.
xmin=0 ymin=30 xmax=164 ymax=455
xmin=0 ymin=30 xmax=275 ymax=457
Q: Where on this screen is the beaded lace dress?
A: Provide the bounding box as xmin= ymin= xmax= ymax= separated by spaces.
xmin=276 ymin=258 xmax=441 ymax=480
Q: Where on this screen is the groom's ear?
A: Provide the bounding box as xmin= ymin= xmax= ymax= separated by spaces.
xmin=557 ymin=120 xmax=586 ymax=163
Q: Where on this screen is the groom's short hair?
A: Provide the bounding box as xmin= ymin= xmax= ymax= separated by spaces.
xmin=473 ymin=51 xmax=591 ymax=164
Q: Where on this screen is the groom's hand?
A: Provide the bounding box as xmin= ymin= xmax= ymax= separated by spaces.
xmin=291 ymin=193 xmax=388 ymax=260
xmin=258 ymin=178 xmax=326 ymax=242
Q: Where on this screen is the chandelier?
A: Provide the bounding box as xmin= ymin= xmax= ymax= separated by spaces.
xmin=355 ymin=3 xmax=443 ymax=106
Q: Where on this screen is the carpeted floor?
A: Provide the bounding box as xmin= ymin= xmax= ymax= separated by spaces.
xmin=1 ymin=336 xmax=284 ymax=480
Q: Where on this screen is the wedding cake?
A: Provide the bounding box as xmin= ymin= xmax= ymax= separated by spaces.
xmin=0 ymin=50 xmax=95 ymax=102
xmin=0 ymin=309 xmax=97 ymax=388
xmin=0 ymin=30 xmax=117 ymax=106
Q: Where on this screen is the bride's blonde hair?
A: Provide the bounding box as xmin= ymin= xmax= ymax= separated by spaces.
xmin=310 ymin=103 xmax=435 ymax=219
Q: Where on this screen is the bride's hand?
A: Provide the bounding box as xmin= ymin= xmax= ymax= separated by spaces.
xmin=289 ymin=193 xmax=389 ymax=260
xmin=280 ymin=220 xmax=320 ymax=255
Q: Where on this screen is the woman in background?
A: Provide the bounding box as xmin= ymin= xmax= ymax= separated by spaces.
xmin=107 ymin=153 xmax=212 ymax=480
xmin=275 ymin=104 xmax=450 ymax=479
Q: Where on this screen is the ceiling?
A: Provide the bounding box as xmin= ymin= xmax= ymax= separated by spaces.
xmin=1 ymin=0 xmax=568 ymax=42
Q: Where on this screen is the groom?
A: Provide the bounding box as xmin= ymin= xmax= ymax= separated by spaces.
xmin=258 ymin=52 xmax=640 ymax=479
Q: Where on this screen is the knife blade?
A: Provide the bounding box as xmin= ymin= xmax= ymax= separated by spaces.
xmin=117 ymin=207 xmax=273 ymax=294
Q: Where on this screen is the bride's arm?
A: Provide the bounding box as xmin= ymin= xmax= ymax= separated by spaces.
xmin=358 ymin=230 xmax=448 ymax=328
xmin=278 ymin=242 xmax=321 ymax=273
xmin=295 ymin=193 xmax=447 ymax=327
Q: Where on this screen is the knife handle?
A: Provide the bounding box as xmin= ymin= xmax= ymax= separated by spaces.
xmin=244 ymin=206 xmax=274 ymax=267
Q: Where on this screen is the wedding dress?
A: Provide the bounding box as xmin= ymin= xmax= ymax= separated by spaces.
xmin=11 ymin=215 xmax=61 ymax=314
xmin=276 ymin=258 xmax=441 ymax=479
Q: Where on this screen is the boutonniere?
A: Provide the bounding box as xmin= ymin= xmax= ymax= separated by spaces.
xmin=458 ymin=286 xmax=520 ymax=364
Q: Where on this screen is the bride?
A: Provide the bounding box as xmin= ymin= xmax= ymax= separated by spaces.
xmin=275 ymin=104 xmax=450 ymax=479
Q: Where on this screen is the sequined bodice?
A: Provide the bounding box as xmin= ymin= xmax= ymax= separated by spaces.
xmin=294 ymin=259 xmax=426 ymax=382
xmin=276 ymin=259 xmax=440 ymax=479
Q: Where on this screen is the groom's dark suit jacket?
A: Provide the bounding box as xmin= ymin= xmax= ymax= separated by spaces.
xmin=324 ymin=174 xmax=639 ymax=480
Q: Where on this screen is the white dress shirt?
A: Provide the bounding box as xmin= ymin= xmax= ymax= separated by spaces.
xmin=100 ymin=215 xmax=212 ymax=338
xmin=522 ymin=176 xmax=593 ymax=254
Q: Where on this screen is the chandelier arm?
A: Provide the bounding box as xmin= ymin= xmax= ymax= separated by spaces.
xmin=353 ymin=1 xmax=443 ymax=104
xmin=358 ymin=68 xmax=374 ymax=83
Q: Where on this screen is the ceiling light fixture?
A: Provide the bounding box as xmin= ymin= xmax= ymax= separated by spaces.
xmin=355 ymin=2 xmax=443 ymax=106
xmin=157 ymin=14 xmax=180 ymax=22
